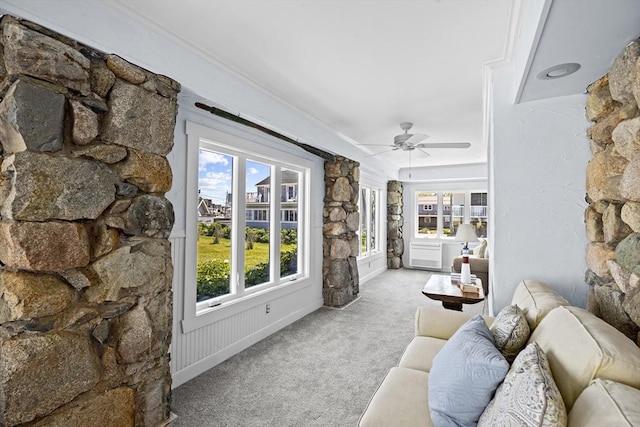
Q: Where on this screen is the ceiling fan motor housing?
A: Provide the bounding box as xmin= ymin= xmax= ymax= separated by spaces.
xmin=394 ymin=133 xmax=411 ymax=145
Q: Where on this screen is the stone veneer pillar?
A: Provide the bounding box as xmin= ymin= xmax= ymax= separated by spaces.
xmin=387 ymin=180 xmax=404 ymax=269
xmin=0 ymin=16 xmax=178 ymax=425
xmin=323 ymin=156 xmax=360 ymax=307
xmin=584 ymin=37 xmax=640 ymax=345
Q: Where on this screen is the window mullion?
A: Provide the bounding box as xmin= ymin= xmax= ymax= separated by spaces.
xmin=465 ymin=191 xmax=471 ymax=224
xmin=272 ymin=165 xmax=281 ymax=281
xmin=437 ymin=192 xmax=443 ymax=238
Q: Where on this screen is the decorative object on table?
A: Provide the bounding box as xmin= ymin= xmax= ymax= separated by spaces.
xmin=455 ymin=224 xmax=478 ymax=284
xmin=460 ymin=251 xmax=472 ymax=284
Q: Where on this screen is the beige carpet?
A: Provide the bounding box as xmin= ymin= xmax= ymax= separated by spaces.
xmin=170 ymin=268 xmax=483 ymax=426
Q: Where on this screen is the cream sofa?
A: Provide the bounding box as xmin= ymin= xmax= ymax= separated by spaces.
xmin=359 ymin=280 xmax=640 ymax=426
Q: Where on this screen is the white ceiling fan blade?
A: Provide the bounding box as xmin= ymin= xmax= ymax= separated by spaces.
xmin=415 ymin=142 xmax=471 ymax=149
xmin=358 ymin=143 xmax=397 ymax=147
xmin=416 ymin=148 xmax=431 ymax=157
xmin=405 ymin=133 xmax=429 ymax=144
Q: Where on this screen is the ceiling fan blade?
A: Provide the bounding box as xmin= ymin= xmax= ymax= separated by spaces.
xmin=415 ymin=142 xmax=471 ymax=149
xmin=358 ymin=143 xmax=396 ymax=147
xmin=364 ymin=148 xmax=396 ymax=157
xmin=405 ymin=133 xmax=429 ymax=144
xmin=416 ymin=148 xmax=431 ymax=157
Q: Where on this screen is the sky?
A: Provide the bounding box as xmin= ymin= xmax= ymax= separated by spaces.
xmin=198 ymin=149 xmax=270 ymax=205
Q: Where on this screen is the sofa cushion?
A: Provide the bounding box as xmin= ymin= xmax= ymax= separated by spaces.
xmin=415 ymin=307 xmax=494 ymax=339
xmin=511 ymin=280 xmax=569 ymax=330
xmin=473 ymin=239 xmax=488 ymax=258
xmin=478 ymin=342 xmax=567 ymax=427
xmin=568 ymin=379 xmax=640 ymax=426
xmin=529 ymin=306 xmax=640 ymax=410
xmin=428 ymin=315 xmax=509 ymax=427
xmin=490 ymin=304 xmax=530 ymax=363
xmin=398 ymin=336 xmax=447 ymax=373
xmin=358 ymin=367 xmax=432 ymax=427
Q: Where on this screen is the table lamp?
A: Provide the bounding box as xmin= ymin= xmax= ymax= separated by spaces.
xmin=455 ymin=224 xmax=478 ymax=252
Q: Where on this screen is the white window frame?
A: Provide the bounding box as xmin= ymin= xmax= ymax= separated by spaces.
xmin=414 ymin=189 xmax=488 ymax=239
xmin=358 ymin=185 xmax=380 ymax=258
xmin=182 ymin=121 xmax=311 ymax=333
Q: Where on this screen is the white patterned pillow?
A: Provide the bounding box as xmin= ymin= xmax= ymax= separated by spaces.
xmin=490 ymin=304 xmax=530 ymax=362
xmin=478 ymin=342 xmax=567 ymax=427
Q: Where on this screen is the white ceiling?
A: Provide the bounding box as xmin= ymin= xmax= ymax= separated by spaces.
xmin=106 ymin=1 xmax=639 ymax=170
xmin=113 ymin=0 xmax=514 ymax=169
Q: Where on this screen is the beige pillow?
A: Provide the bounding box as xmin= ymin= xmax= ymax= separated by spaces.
xmin=474 ymin=239 xmax=488 ymax=258
xmin=490 ymin=304 xmax=530 ymax=363
xmin=479 ymin=342 xmax=567 ymax=427
xmin=569 ymin=379 xmax=640 ymax=426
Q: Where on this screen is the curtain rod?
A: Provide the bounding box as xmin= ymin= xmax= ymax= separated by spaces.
xmin=194 ymin=102 xmax=335 ymax=161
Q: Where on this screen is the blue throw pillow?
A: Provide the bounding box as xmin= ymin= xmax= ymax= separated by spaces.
xmin=428 ymin=315 xmax=509 ymax=427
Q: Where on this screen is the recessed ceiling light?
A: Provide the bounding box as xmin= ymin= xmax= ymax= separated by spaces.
xmin=536 ymin=62 xmax=581 ymax=80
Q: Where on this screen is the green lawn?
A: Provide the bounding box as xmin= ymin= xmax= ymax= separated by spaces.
xmin=197 ymin=236 xmax=296 ymax=268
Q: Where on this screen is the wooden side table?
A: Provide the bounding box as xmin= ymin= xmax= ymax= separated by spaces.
xmin=422 ymin=274 xmax=484 ymax=311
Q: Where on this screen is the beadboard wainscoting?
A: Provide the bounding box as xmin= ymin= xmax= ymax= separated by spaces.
xmin=169 ymin=232 xmax=324 ymax=388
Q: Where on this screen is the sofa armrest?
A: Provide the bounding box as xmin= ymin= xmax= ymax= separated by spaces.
xmin=415 ymin=307 xmax=494 ymax=339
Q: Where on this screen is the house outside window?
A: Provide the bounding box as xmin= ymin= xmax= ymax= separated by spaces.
xmin=416 ymin=190 xmax=488 ymax=238
xmin=417 ymin=192 xmax=438 ymax=235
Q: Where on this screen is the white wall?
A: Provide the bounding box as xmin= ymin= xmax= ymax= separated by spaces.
xmin=489 ymin=65 xmax=591 ymax=313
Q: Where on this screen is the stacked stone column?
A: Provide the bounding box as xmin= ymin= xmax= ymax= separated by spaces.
xmin=387 ymin=180 xmax=404 ymax=269
xmin=585 ymin=38 xmax=640 ymax=345
xmin=323 ymin=156 xmax=360 ymax=307
xmin=0 ymin=16 xmax=178 ymax=425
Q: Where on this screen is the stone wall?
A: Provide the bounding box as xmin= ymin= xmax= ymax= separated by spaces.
xmin=0 ymin=16 xmax=178 ymax=425
xmin=322 ymin=156 xmax=360 ymax=307
xmin=585 ymin=38 xmax=640 ymax=345
xmin=387 ymin=180 xmax=404 ymax=269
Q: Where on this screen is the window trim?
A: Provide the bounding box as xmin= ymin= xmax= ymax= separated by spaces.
xmin=358 ymin=185 xmax=381 ymax=259
xmin=182 ymin=121 xmax=312 ymax=333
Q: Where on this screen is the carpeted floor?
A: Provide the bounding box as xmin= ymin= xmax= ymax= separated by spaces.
xmin=170 ymin=268 xmax=484 ymax=426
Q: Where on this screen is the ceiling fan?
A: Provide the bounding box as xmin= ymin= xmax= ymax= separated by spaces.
xmin=362 ymin=122 xmax=471 ymax=157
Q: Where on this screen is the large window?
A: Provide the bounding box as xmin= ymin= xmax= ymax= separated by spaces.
xmin=416 ymin=191 xmax=488 ymax=238
xmin=359 ymin=186 xmax=380 ymax=257
xmin=189 ymin=123 xmax=308 ymax=314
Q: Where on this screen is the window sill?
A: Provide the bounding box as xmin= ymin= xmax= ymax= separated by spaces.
xmin=181 ymin=275 xmax=312 ymax=334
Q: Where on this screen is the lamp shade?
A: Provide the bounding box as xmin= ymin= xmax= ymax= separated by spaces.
xmin=455 ymin=223 xmax=478 ymax=243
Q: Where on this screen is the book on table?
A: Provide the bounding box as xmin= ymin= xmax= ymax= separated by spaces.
xmin=450 ymin=272 xmax=477 ymax=282
xmin=458 ymin=283 xmax=481 ymax=295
